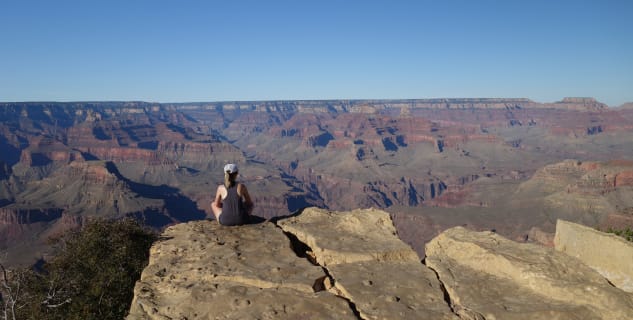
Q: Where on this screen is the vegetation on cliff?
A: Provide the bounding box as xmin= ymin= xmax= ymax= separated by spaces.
xmin=0 ymin=218 xmax=156 ymax=320
xmin=606 ymin=227 xmax=633 ymax=242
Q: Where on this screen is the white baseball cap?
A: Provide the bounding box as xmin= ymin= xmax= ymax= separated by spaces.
xmin=224 ymin=163 xmax=238 ymax=174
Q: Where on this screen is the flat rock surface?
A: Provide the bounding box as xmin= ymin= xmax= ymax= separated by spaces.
xmin=127 ymin=220 xmax=356 ymax=319
xmin=425 ymin=226 xmax=633 ymax=320
xmin=555 ymin=219 xmax=633 ymax=292
xmin=278 ymin=207 xmax=421 ymax=266
xmin=278 ymin=207 xmax=457 ymax=320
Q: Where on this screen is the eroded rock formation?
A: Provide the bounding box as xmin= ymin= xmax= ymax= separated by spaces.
xmin=128 ymin=208 xmax=457 ymax=319
xmin=128 ymin=209 xmax=633 ymax=319
xmin=426 ymin=226 xmax=633 ymax=319
xmin=4 ymin=100 xmax=633 ymax=269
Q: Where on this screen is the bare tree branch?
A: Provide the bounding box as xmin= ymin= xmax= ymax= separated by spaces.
xmin=45 ymin=298 xmax=72 ymax=309
xmin=0 ymin=262 xmax=17 ymax=320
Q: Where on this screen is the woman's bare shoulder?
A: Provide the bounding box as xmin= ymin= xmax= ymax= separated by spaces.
xmin=237 ymin=183 xmax=249 ymax=193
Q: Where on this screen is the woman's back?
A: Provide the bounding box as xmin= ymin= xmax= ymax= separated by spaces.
xmin=218 ymin=184 xmax=247 ymax=226
xmin=211 ymin=163 xmax=254 ymax=226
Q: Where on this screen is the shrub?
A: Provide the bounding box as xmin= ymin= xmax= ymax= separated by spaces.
xmin=606 ymin=227 xmax=633 ymax=242
xmin=14 ymin=218 xmax=157 ymax=320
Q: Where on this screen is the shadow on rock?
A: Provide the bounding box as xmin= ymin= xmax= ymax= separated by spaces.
xmin=267 ymin=207 xmax=309 ymax=224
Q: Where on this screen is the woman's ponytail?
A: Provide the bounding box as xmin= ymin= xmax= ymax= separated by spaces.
xmin=224 ymin=171 xmax=237 ymax=188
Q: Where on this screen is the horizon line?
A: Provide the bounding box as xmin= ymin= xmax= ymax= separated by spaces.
xmin=0 ymin=96 xmax=628 ymax=106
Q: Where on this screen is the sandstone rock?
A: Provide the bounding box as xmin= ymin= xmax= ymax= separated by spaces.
xmin=278 ymin=207 xmax=457 ymax=320
xmin=128 ymin=220 xmax=356 ymax=319
xmin=555 ymin=219 xmax=633 ymax=293
xmin=326 ymin=261 xmax=456 ymax=320
xmin=277 ymin=208 xmax=419 ymax=266
xmin=425 ymin=226 xmax=633 ymax=320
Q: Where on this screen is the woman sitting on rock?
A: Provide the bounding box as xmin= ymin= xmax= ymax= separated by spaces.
xmin=211 ymin=163 xmax=254 ymax=226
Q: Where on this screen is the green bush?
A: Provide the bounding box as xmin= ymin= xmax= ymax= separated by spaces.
xmin=606 ymin=227 xmax=633 ymax=242
xmin=14 ymin=218 xmax=157 ymax=320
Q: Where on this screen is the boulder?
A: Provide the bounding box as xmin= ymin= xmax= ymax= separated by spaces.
xmin=555 ymin=219 xmax=633 ymax=292
xmin=278 ymin=207 xmax=457 ymax=320
xmin=127 ymin=221 xmax=356 ymax=319
xmin=425 ymin=226 xmax=633 ymax=320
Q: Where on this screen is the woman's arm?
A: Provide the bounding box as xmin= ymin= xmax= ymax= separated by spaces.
xmin=211 ymin=185 xmax=225 ymax=221
xmin=238 ymin=184 xmax=254 ymax=215
xmin=213 ymin=185 xmax=224 ymax=208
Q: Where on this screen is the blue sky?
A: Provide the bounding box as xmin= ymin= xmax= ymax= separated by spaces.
xmin=1 ymin=1 xmax=632 ymax=106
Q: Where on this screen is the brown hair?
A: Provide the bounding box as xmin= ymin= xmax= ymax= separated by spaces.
xmin=224 ymin=171 xmax=238 ymax=188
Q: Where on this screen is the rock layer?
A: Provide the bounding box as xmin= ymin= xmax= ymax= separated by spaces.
xmin=425 ymin=226 xmax=633 ymax=320
xmin=555 ymin=219 xmax=633 ymax=293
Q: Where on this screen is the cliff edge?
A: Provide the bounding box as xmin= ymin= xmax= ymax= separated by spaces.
xmin=128 ymin=208 xmax=633 ymax=319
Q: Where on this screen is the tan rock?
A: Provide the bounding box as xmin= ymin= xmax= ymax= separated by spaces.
xmin=127 ymin=221 xmax=356 ymax=319
xmin=555 ymin=219 xmax=633 ymax=292
xmin=278 ymin=207 xmax=420 ymax=266
xmin=327 ymin=261 xmax=457 ymax=320
xmin=425 ymin=226 xmax=633 ymax=320
xmin=278 ymin=207 xmax=457 ymax=320
xmin=130 ymin=208 xmax=633 ymax=320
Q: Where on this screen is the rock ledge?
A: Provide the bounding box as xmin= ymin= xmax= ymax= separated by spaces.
xmin=128 ymin=209 xmax=633 ymax=320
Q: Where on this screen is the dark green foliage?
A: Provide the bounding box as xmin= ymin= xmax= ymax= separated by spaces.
xmin=606 ymin=227 xmax=633 ymax=242
xmin=14 ymin=218 xmax=157 ymax=320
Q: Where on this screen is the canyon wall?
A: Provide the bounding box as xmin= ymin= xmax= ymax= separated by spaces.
xmin=3 ymin=99 xmax=633 ymax=267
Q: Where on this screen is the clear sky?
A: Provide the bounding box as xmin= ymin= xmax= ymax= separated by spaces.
xmin=1 ymin=1 xmax=632 ymax=106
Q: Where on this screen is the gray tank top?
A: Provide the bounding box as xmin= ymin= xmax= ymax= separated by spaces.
xmin=219 ymin=184 xmax=246 ymax=226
